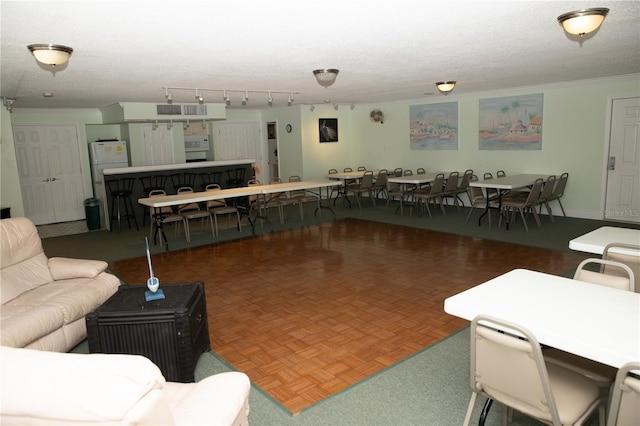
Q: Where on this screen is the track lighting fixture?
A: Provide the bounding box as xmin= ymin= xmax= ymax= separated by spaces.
xmin=152 ymin=121 xmax=158 ymax=130
xmin=310 ymin=105 xmax=315 ymax=112
xmin=333 ymin=104 xmax=339 ymax=111
xmin=183 ymin=120 xmax=189 ymax=130
xmin=167 ymin=121 xmax=173 ymax=130
xmin=201 ymin=120 xmax=206 ymax=129
xmin=162 ymin=87 xmax=299 ymax=107
xmin=3 ymin=97 xmax=16 ymax=113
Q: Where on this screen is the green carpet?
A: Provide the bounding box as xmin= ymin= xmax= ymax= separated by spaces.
xmin=57 ymin=202 xmax=629 ymax=425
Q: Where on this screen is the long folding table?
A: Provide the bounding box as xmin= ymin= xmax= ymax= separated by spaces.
xmin=139 ymin=179 xmax=340 ymax=249
xmin=469 ymin=174 xmax=551 ymax=229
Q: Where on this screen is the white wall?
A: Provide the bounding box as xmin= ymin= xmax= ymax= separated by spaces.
xmin=1 ymin=74 xmax=638 ymax=221
xmin=296 ymin=75 xmax=640 ymax=220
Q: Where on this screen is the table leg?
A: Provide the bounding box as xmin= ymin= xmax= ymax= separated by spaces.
xmin=314 ymin=186 xmax=337 ymax=219
xmin=478 ymin=398 xmax=493 ymax=426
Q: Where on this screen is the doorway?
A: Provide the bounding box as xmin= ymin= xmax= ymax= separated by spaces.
xmin=267 ymin=122 xmax=279 ymax=181
xmin=605 ymin=97 xmax=640 ymax=223
xmin=12 ymin=125 xmax=86 ymax=225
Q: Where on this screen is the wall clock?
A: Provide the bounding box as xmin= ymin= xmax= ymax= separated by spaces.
xmin=286 ymin=124 xmax=292 ymax=133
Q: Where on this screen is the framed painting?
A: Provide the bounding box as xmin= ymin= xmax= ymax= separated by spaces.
xmin=479 ymin=94 xmax=543 ymax=150
xmin=409 ymin=102 xmax=458 ymax=150
xmin=319 ymin=118 xmax=338 ymax=143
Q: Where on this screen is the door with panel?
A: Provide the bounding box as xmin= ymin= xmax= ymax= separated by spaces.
xmin=605 ymin=97 xmax=640 ymax=223
xmin=13 ymin=125 xmax=86 ymax=225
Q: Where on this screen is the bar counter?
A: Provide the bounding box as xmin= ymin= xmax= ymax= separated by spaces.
xmin=98 ymin=159 xmax=254 ymax=230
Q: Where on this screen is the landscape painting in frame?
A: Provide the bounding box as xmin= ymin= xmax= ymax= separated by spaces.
xmin=410 ymin=102 xmax=458 ymax=150
xmin=479 ymin=94 xmax=543 ymax=150
xmin=319 ymin=118 xmax=338 ymax=143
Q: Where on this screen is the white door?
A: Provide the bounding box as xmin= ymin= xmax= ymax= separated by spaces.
xmin=143 ymin=125 xmax=174 ymax=165
xmin=215 ymin=122 xmax=265 ymax=182
xmin=605 ymin=97 xmax=640 ymax=223
xmin=13 ymin=125 xmax=85 ymax=225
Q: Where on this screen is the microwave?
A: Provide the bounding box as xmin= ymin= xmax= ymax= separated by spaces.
xmin=184 ymin=136 xmax=209 ymax=152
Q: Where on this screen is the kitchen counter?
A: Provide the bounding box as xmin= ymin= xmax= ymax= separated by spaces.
xmin=97 ymin=159 xmax=255 ymax=230
xmin=102 ymin=159 xmax=255 ymax=176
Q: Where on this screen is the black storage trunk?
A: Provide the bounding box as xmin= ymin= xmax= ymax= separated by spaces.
xmin=86 ymin=282 xmax=210 ymax=383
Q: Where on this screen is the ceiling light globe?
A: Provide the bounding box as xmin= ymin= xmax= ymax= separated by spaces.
xmin=27 ymin=44 xmax=73 ymax=67
xmin=313 ymin=69 xmax=339 ymax=88
xmin=557 ymin=8 xmax=609 ymax=36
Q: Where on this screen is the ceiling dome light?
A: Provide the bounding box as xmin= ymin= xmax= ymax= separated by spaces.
xmin=313 ymin=69 xmax=339 ymax=88
xmin=436 ymin=81 xmax=456 ymax=95
xmin=557 ymin=8 xmax=609 ymax=37
xmin=27 ymin=44 xmax=73 ymax=68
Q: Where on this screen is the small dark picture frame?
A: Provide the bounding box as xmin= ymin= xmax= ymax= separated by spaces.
xmin=319 ymin=118 xmax=338 ymax=143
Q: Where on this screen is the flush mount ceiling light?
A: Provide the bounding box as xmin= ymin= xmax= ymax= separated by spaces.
xmin=557 ymin=7 xmax=609 ymax=37
xmin=436 ymin=81 xmax=456 ymax=95
xmin=27 ymin=44 xmax=73 ymax=68
xmin=313 ymin=69 xmax=339 ymax=88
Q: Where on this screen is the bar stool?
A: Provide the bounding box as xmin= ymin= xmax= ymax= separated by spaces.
xmin=169 ymin=172 xmax=197 ymax=193
xmin=139 ymin=175 xmax=167 ymax=226
xmin=226 ymin=167 xmax=246 ymax=188
xmin=105 ymin=177 xmax=139 ymax=231
xmin=199 ymin=171 xmax=222 ymax=190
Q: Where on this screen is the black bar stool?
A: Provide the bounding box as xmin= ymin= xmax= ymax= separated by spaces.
xmin=199 ymin=171 xmax=223 ymax=190
xmin=169 ymin=172 xmax=198 ymax=193
xmin=226 ymin=167 xmax=246 ymax=188
xmin=105 ymin=177 xmax=139 ymax=231
xmin=139 ymin=175 xmax=167 ymax=226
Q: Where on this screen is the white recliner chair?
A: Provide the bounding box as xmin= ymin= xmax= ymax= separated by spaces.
xmin=0 ymin=345 xmax=251 ymax=425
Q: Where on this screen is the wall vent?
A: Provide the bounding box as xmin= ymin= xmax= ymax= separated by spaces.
xmin=183 ymin=104 xmax=208 ymax=116
xmin=156 ymin=104 xmax=182 ymax=115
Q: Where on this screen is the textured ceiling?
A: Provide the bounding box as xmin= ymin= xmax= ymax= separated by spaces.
xmin=1 ymin=1 xmax=639 ymax=110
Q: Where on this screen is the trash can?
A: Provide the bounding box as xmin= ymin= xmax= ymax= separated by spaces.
xmin=84 ymin=198 xmax=100 ymax=231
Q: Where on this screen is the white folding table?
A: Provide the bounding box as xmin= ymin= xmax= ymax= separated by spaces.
xmin=569 ymin=226 xmax=640 ymax=255
xmin=469 ymin=174 xmax=551 ymax=229
xmin=139 ymin=180 xmax=340 ymax=248
xmin=388 ymin=172 xmax=444 ymax=216
xmin=444 ymin=268 xmax=640 ymax=368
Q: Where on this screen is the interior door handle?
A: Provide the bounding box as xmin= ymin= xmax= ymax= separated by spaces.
xmin=51 ymin=177 xmax=58 ymax=181
xmin=608 ymin=156 xmax=616 ymax=170
xmin=42 ymin=178 xmax=50 ymax=182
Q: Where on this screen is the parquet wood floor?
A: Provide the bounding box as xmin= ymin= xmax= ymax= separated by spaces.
xmin=108 ymin=218 xmax=588 ymax=414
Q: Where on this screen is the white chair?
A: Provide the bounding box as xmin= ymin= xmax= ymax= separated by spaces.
xmin=205 ymin=184 xmax=242 ymax=237
xmin=543 ymin=258 xmax=633 ymax=394
xmin=285 ymin=175 xmax=320 ymax=221
xmin=602 ymin=242 xmax=640 ymax=293
xmin=464 ymin=315 xmax=603 ymax=426
xmin=148 ymin=189 xmax=188 ymax=247
xmin=178 ymin=187 xmax=215 ymax=242
xmin=607 ymin=362 xmax=640 ymax=426
xmin=573 ymin=258 xmax=635 ymax=291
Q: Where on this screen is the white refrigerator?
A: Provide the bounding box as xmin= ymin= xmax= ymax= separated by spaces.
xmin=90 ymin=141 xmax=130 ymax=229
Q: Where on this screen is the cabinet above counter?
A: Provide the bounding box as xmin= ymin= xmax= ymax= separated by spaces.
xmin=102 ymin=159 xmax=255 ymax=176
